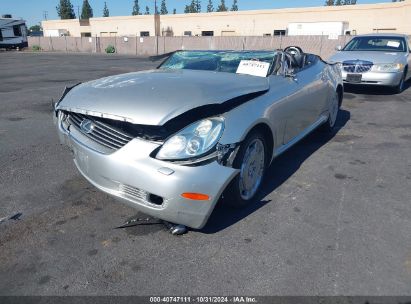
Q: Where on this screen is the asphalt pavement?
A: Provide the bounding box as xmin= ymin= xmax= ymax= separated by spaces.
xmin=0 ymin=52 xmax=411 ymax=296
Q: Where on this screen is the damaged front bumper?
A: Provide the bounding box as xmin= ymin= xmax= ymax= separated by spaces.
xmin=55 ymin=112 xmax=239 ymax=229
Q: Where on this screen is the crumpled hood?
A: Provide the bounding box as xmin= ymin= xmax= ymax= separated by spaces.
xmin=57 ymin=69 xmax=269 ymax=126
xmin=329 ymin=51 xmax=406 ymax=64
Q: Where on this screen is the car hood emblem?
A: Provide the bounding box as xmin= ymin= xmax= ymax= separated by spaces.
xmin=80 ymin=119 xmax=95 ymax=134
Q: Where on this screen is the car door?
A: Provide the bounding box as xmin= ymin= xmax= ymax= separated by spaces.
xmin=280 ymin=58 xmax=329 ymax=144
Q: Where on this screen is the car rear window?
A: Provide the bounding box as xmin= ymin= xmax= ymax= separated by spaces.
xmin=343 ymin=36 xmax=406 ymax=52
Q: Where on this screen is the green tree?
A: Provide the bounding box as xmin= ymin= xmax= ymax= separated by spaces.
xmin=132 ymin=0 xmax=141 ymax=15
xmin=160 ymin=0 xmax=168 ymax=14
xmin=207 ymin=0 xmax=214 ymax=12
xmin=190 ymin=0 xmax=196 ymax=12
xmin=103 ymin=2 xmax=109 ymax=17
xmin=335 ymin=0 xmax=342 ymax=5
xmin=216 ymin=0 xmax=228 ymax=12
xmin=173 ymin=8 xmax=177 ymax=14
xmin=145 ymin=5 xmax=150 ymax=15
xmin=185 ymin=2 xmax=193 ymax=13
xmin=325 ymin=0 xmax=334 ymax=5
xmin=29 ymin=25 xmax=42 ymax=32
xmin=231 ymin=0 xmax=238 ymax=11
xmin=56 ymin=0 xmax=76 ymax=19
xmin=81 ymin=0 xmax=93 ymax=19
xmin=184 ymin=0 xmax=201 ymax=13
xmin=195 ymin=0 xmax=201 ymax=12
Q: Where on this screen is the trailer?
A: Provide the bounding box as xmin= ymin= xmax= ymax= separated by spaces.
xmin=287 ymin=21 xmax=350 ymax=36
xmin=43 ymin=29 xmax=69 ymax=37
xmin=0 ymin=15 xmax=28 ymax=49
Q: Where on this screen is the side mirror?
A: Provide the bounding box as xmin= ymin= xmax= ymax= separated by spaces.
xmin=335 ymin=45 xmax=342 ymax=51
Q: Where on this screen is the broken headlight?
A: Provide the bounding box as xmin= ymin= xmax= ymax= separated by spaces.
xmin=156 ymin=118 xmax=224 ymax=161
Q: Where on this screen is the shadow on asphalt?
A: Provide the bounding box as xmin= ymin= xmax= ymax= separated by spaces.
xmin=343 ymin=79 xmax=411 ymax=95
xmin=200 ymin=109 xmax=351 ymax=234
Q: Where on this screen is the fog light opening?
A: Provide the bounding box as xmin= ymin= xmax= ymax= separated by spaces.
xmin=148 ymin=194 xmax=164 ymax=205
xmin=181 ymin=193 xmax=210 ymax=201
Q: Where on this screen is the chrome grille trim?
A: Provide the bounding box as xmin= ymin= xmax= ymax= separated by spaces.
xmin=93 ymin=120 xmax=133 ymax=142
xmin=119 ymin=184 xmax=148 ymax=201
xmin=67 ymin=112 xmax=133 ymax=151
xmin=118 ymin=184 xmax=165 ymax=208
xmin=342 ymin=60 xmax=373 ymax=73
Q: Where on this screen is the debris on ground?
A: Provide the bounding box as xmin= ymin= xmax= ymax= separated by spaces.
xmin=0 ymin=212 xmax=23 ymax=224
xmin=115 ymin=216 xmax=188 ymax=235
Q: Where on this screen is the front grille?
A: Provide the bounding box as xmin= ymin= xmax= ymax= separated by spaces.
xmin=343 ymin=60 xmax=373 ymax=73
xmin=68 ymin=112 xmax=133 ymax=150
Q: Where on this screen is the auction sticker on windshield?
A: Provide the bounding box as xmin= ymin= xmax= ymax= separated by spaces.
xmin=387 ymin=41 xmax=401 ymax=48
xmin=236 ymin=60 xmax=270 ymax=77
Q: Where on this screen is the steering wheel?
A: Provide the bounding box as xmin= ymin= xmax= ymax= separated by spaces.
xmin=284 ymin=46 xmax=303 ymax=57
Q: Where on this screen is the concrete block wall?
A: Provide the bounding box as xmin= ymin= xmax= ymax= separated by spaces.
xmin=28 ymin=35 xmax=361 ymax=60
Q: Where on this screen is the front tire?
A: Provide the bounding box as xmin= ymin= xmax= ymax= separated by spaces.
xmin=394 ymin=70 xmax=406 ymax=94
xmin=225 ymin=130 xmax=268 ymax=208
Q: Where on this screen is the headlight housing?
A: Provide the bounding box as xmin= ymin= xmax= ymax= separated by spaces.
xmin=156 ymin=117 xmax=224 ymax=161
xmin=371 ymin=63 xmax=404 ymax=73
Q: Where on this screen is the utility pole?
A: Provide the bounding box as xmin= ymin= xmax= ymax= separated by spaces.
xmin=154 ymin=0 xmax=160 ymax=35
xmin=43 ymin=11 xmax=48 ymax=20
xmin=154 ymin=0 xmax=160 ymax=54
xmin=75 ymin=5 xmax=80 ymax=20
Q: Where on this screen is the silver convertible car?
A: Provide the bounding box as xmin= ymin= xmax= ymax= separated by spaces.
xmin=330 ymin=34 xmax=411 ymax=93
xmin=54 ymin=48 xmax=343 ymax=231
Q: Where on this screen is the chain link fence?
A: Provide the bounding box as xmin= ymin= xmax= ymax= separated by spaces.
xmin=28 ymin=35 xmax=352 ymax=59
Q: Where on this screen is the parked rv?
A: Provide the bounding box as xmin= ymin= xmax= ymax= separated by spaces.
xmin=0 ymin=14 xmax=28 ymax=49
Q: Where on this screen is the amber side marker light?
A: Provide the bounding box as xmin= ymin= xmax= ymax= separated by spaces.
xmin=181 ymin=193 xmax=210 ymax=201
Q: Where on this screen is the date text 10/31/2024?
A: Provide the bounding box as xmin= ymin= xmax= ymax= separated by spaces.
xmin=149 ymin=297 xmax=258 ymax=303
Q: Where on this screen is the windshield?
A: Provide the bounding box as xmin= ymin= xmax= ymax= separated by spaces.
xmin=343 ymin=36 xmax=406 ymax=52
xmin=159 ymin=50 xmax=278 ymax=77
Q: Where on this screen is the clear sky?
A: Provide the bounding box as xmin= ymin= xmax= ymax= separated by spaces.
xmin=0 ymin=0 xmax=392 ymax=27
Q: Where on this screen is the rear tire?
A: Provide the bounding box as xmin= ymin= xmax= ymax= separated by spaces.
xmin=224 ymin=130 xmax=269 ymax=209
xmin=321 ymin=90 xmax=339 ymax=132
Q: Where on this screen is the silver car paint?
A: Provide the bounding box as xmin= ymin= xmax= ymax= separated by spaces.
xmin=56 ymin=51 xmax=342 ymax=229
xmin=329 ymin=34 xmax=410 ymax=86
xmin=220 ymin=60 xmax=339 ymax=148
xmin=58 ymin=69 xmax=269 ymax=125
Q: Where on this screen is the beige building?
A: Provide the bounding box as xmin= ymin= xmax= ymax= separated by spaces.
xmin=42 ymin=0 xmax=411 ymax=37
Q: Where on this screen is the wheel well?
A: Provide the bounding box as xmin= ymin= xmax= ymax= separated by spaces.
xmin=336 ymin=84 xmax=343 ymax=108
xmin=248 ymin=123 xmax=274 ymax=163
